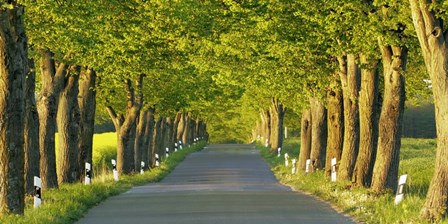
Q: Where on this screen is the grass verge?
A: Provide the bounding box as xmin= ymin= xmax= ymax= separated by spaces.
xmin=260 ymin=137 xmax=443 ymax=224
xmin=1 ymin=135 xmax=206 ymax=224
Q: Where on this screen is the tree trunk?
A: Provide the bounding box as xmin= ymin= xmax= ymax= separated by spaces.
xmin=164 ymin=117 xmax=173 ymax=156
xmin=325 ymin=78 xmax=344 ymax=177
xmin=270 ymin=107 xmax=279 ymax=151
xmin=371 ymin=44 xmax=407 ymax=193
xmin=151 ymin=116 xmax=162 ymax=167
xmin=134 ymin=109 xmax=147 ymax=171
xmin=0 ymin=5 xmax=27 ymax=214
xmin=261 ymin=110 xmax=271 ymax=146
xmin=77 ymin=68 xmax=96 ymax=182
xmin=128 ymin=117 xmax=136 ymax=172
xmin=158 ymin=117 xmax=166 ymax=158
xmin=269 ymin=98 xmax=286 ymax=152
xmin=24 ymin=59 xmax=40 ymax=195
xmin=172 ymin=112 xmax=181 ymax=147
xmin=338 ymin=54 xmax=360 ymax=181
xmin=106 ymin=75 xmax=143 ymax=174
xmin=353 ymin=55 xmax=379 ymax=187
xmin=259 ymin=113 xmax=265 ymax=143
xmin=408 ymin=2 xmax=448 ymax=220
xmin=57 ymin=65 xmax=80 ymax=184
xmin=37 ymin=49 xmax=67 ymax=189
xmin=182 ymin=114 xmax=190 ymax=145
xmin=144 ymin=109 xmax=155 ymax=166
xmin=309 ymin=98 xmax=327 ymax=172
xmin=189 ymin=118 xmax=196 ymax=144
xmin=176 ymin=112 xmax=185 ymax=144
xmin=298 ymin=108 xmax=312 ymax=171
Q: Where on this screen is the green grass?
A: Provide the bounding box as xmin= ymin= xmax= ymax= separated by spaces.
xmin=1 ymin=133 xmax=206 ymax=224
xmin=260 ymin=137 xmax=444 ymax=224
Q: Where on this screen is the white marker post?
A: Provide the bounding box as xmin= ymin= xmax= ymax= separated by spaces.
xmin=331 ymin=158 xmax=337 ymax=182
xmin=285 ymin=127 xmax=288 ymax=139
xmin=284 ymin=153 xmax=289 ymax=167
xmin=291 ymin=159 xmax=297 ymax=174
xmin=112 ymin=159 xmax=119 ymax=181
xmin=85 ymin=162 xmax=91 ymax=185
xmin=34 ymin=176 xmax=42 ymax=208
xmin=174 ymin=142 xmax=178 ymax=152
xmin=155 ymin=154 xmax=160 ymax=167
xmin=140 ymin=161 xmax=145 ymax=174
xmin=265 ymin=139 xmax=269 ymax=147
xmin=179 ymin=141 xmax=183 ymax=150
xmin=165 ymin=147 xmax=169 ymax=158
xmin=305 ymin=159 xmax=311 ymax=173
xmin=395 ymin=174 xmax=408 ymax=205
xmin=277 ymin=147 xmax=281 ymax=157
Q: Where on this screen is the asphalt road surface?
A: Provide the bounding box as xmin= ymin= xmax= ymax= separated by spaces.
xmin=77 ymin=144 xmax=355 ymax=224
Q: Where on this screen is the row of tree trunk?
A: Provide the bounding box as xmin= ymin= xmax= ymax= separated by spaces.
xmin=256 ymin=98 xmax=286 ymax=153
xmin=106 ymin=82 xmax=208 ymax=175
xmin=0 ymin=6 xmax=98 ymax=213
xmin=252 ymin=47 xmax=407 ymax=194
xmin=0 ymin=44 xmax=208 ymax=216
xmin=36 ymin=50 xmax=98 ymax=190
xmin=295 ymin=48 xmax=407 ymax=193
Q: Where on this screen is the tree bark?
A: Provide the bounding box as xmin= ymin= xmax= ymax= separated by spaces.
xmin=172 ymin=112 xmax=182 ymax=147
xmin=144 ymin=108 xmax=155 ymax=166
xmin=0 ymin=5 xmax=27 ymax=214
xmin=37 ymin=49 xmax=67 ymax=189
xmin=128 ymin=116 xmax=136 ymax=172
xmin=134 ymin=109 xmax=147 ymax=171
xmin=371 ymin=44 xmax=407 ymax=193
xmin=106 ymin=75 xmax=143 ymax=174
xmin=164 ymin=117 xmax=173 ymax=156
xmin=298 ymin=108 xmax=312 ymax=171
xmin=77 ymin=68 xmax=96 ymax=182
xmin=189 ymin=118 xmax=196 ymax=144
xmin=24 ymin=59 xmax=40 ymax=195
xmin=269 ymin=98 xmax=286 ymax=152
xmin=353 ymin=55 xmax=379 ymax=187
xmin=260 ymin=110 xmax=271 ymax=146
xmin=176 ymin=112 xmax=185 ymax=144
xmin=338 ymin=54 xmax=360 ymax=181
xmin=408 ymin=1 xmax=448 ymax=220
xmin=57 ymin=65 xmax=80 ymax=184
xmin=309 ymin=98 xmax=327 ymax=172
xmin=325 ymin=78 xmax=344 ymax=177
xmin=158 ymin=117 xmax=166 ymax=158
xmin=151 ymin=116 xmax=162 ymax=167
xmin=182 ymin=114 xmax=190 ymax=145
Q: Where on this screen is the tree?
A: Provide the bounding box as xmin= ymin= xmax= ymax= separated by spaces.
xmin=371 ymin=44 xmax=407 ymax=192
xmin=338 ymin=54 xmax=360 ymax=181
xmin=57 ymin=65 xmax=80 ymax=184
xmin=24 ymin=59 xmax=40 ymax=194
xmin=77 ymin=68 xmax=96 ymax=181
xmin=269 ymin=98 xmax=286 ymax=152
xmin=409 ymin=0 xmax=448 ymax=220
xmin=325 ymin=77 xmax=344 ymax=176
xmin=371 ymin=1 xmax=413 ymax=193
xmin=298 ymin=108 xmax=312 ymax=172
xmin=106 ymin=75 xmax=143 ymax=174
xmin=0 ymin=1 xmax=28 ymax=215
xmin=309 ymin=98 xmax=327 ymax=171
xmin=352 ymin=55 xmax=379 ymax=187
xmin=37 ymin=50 xmax=65 ymax=189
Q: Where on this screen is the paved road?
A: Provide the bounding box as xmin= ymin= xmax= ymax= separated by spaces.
xmin=77 ymin=144 xmax=355 ymax=224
